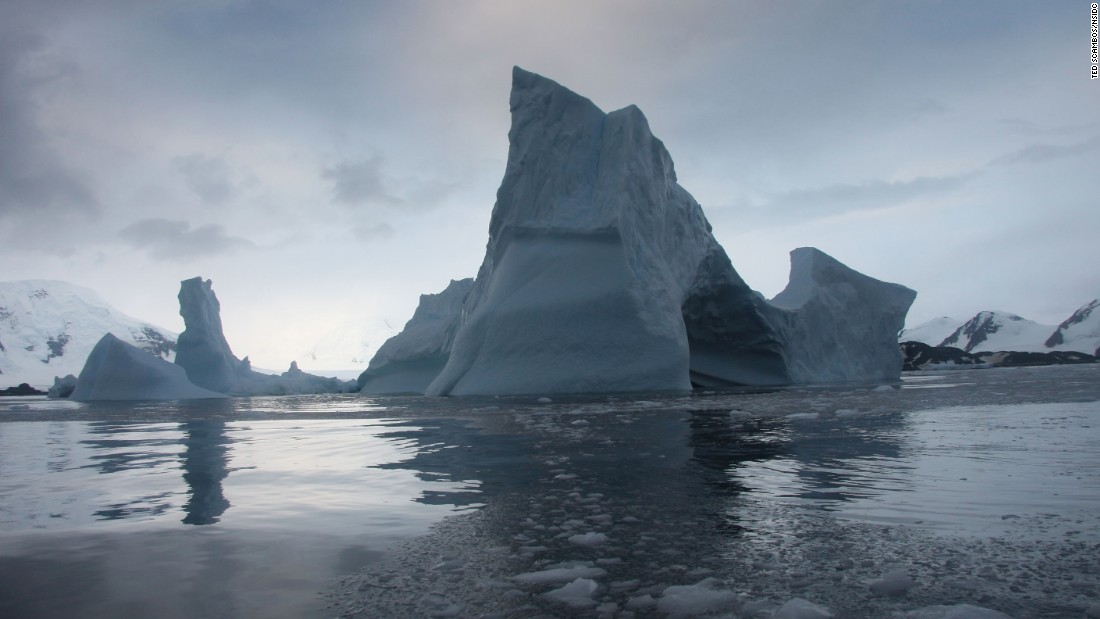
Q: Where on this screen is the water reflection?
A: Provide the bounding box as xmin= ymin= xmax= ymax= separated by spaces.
xmin=373 ymin=416 xmax=539 ymax=506
xmin=180 ymin=419 xmax=231 ymax=525
xmin=687 ymin=412 xmax=787 ymax=495
xmin=93 ymin=493 xmax=175 ymax=521
xmin=80 ymin=422 xmax=183 ymax=521
xmin=371 ymin=405 xmax=719 ymax=527
xmin=82 ymin=422 xmax=180 ymax=475
xmin=368 ymin=398 xmax=922 ymax=540
xmin=691 ymin=407 xmax=914 ymax=512
xmin=78 ymin=402 xmax=236 ymax=525
xmin=780 ymin=413 xmax=912 ymax=508
xmin=66 ymin=393 xmax=920 ymax=530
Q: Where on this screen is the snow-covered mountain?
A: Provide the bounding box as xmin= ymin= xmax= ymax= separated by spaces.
xmin=902 ymin=301 xmax=1100 ymax=356
xmin=898 ymin=317 xmax=961 ymax=348
xmin=938 ymin=311 xmax=1054 ymax=353
xmin=1045 ymin=299 xmax=1100 ymax=357
xmin=0 ymin=280 xmax=177 ymax=388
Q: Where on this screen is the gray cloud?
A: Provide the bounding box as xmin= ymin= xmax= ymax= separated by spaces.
xmin=118 ymin=218 xmax=255 ymax=261
xmin=999 ymin=118 xmax=1100 ymax=136
xmin=735 ymin=173 xmax=976 ymax=228
xmin=173 ymin=154 xmax=237 ymax=205
xmin=0 ymin=25 xmax=98 ymax=219
xmin=322 ymin=159 xmax=403 ymax=207
xmin=352 ymin=223 xmax=395 ymax=242
xmin=1 ymin=0 xmax=1094 ymax=365
xmin=990 ymin=136 xmax=1100 ymax=166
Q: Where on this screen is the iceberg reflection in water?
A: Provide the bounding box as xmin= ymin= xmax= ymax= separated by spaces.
xmin=0 ymin=365 xmax=1098 ymax=618
xmin=180 ymin=419 xmax=231 ymax=525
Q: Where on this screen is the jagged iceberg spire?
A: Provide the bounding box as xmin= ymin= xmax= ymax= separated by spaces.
xmin=425 ymin=66 xmax=740 ymax=395
xmin=175 ymin=277 xmax=242 ymax=394
xmin=360 ymin=67 xmax=915 ymax=396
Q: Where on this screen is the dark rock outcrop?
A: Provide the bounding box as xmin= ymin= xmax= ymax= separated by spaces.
xmin=0 ymin=383 xmax=47 ymax=396
xmin=901 ymin=340 xmax=1097 ymax=371
xmin=900 ymin=341 xmax=987 ymax=371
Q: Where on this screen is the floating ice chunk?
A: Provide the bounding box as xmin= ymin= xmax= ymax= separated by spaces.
xmin=741 ymin=597 xmax=777 ymax=617
xmin=610 ymin=579 xmax=640 ymax=592
xmin=775 ymin=597 xmax=835 ymax=619
xmin=656 ymin=578 xmax=738 ymax=617
xmin=686 ymin=567 xmax=714 ymax=578
xmin=902 ymin=604 xmax=1013 ymax=619
xmin=512 ymin=565 xmax=607 ymax=586
xmin=872 ymin=384 xmax=896 ymax=392
xmin=786 ymin=412 xmax=820 ymax=420
xmin=430 ymin=556 xmax=465 ymax=572
xmin=568 ymin=532 xmax=609 ymax=546
xmin=427 ymin=603 xmax=465 ymax=618
xmin=542 ymin=578 xmax=598 ymax=607
xmin=595 ymin=601 xmax=618 ymax=615
xmin=869 ymin=569 xmax=916 ymax=596
xmin=625 ymin=594 xmax=656 ymax=610
xmin=537 ymin=397 xmax=553 ymax=403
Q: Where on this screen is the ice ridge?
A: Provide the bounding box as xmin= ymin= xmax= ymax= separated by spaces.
xmin=364 ymin=67 xmax=915 ymax=395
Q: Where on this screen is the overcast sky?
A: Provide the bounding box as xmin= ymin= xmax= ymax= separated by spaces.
xmin=2 ymin=1 xmax=1098 ymax=371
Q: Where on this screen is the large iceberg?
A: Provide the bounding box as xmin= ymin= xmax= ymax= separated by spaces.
xmin=368 ymin=67 xmax=914 ymax=396
xmin=357 ymin=278 xmax=473 ymax=394
xmin=175 ymin=277 xmax=354 ymax=396
xmin=70 ymin=333 xmax=225 ymax=401
xmin=761 ymin=247 xmax=916 ymax=384
xmin=175 ymin=277 xmax=242 ymax=394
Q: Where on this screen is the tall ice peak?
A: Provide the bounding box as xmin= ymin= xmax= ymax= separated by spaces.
xmin=360 ymin=68 xmax=915 ymax=396
xmin=174 ymin=277 xmax=241 ymax=394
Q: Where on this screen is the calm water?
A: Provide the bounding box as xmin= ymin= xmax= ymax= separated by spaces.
xmin=1 ymin=365 xmax=1098 ymax=618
